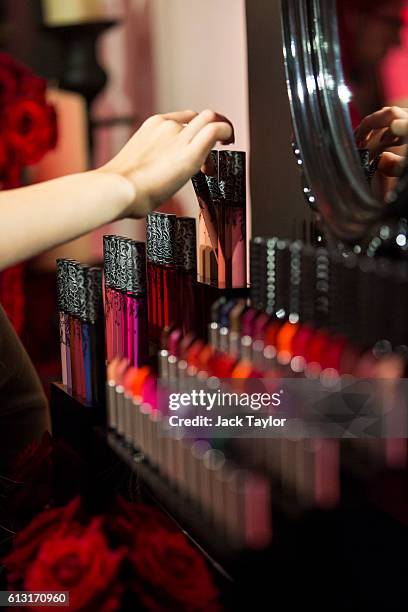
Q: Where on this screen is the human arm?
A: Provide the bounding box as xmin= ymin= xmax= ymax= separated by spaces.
xmin=0 ymin=109 xmax=234 ymax=270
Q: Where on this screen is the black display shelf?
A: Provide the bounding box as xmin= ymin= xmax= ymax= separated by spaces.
xmin=50 ymin=383 xmax=408 ymax=612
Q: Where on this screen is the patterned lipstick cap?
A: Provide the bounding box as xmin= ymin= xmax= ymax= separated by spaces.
xmin=218 ymin=150 xmax=246 ymax=207
xmin=205 ymin=150 xmax=222 ymax=204
xmin=103 ymin=235 xmax=118 ymax=288
xmin=66 ymin=259 xmax=80 ymax=317
xmin=75 ymin=263 xmax=87 ymax=321
xmin=146 ymin=214 xmax=156 ymax=263
xmin=191 ymin=170 xmax=211 ymax=204
xmin=126 ymin=240 xmax=147 ymax=295
xmin=154 ymin=212 xmax=177 ymax=266
xmin=85 ymin=267 xmax=103 ymax=324
xmin=117 ymin=237 xmax=130 ymax=292
xmin=176 ymin=217 xmax=197 ymax=273
xmin=56 ymin=258 xmax=67 ymax=312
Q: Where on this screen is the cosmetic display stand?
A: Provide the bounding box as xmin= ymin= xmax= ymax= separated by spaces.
xmin=50 ymin=382 xmax=408 ymax=611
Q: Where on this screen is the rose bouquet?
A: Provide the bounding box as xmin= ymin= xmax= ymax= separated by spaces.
xmin=2 ymin=496 xmax=222 ymax=612
xmin=0 ymin=53 xmax=57 ymax=334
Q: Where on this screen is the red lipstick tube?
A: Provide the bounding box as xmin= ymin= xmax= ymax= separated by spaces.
xmin=151 ymin=212 xmax=178 ymax=336
xmin=175 ymin=216 xmax=197 ymax=335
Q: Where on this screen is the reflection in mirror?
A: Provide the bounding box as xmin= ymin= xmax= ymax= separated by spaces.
xmin=281 ymin=0 xmax=408 ymax=252
xmin=338 ymin=0 xmax=408 ymax=203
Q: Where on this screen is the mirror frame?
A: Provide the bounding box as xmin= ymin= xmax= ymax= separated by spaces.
xmin=280 ymin=0 xmax=401 ymax=243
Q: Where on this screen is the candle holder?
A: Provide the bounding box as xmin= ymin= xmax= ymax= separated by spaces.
xmin=43 ymin=19 xmax=117 ymax=157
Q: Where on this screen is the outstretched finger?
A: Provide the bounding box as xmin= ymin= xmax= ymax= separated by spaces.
xmin=378 ymin=151 xmax=406 ymax=177
xmin=355 ymin=106 xmax=408 ymax=145
xmin=161 ymin=110 xmax=198 ymax=124
xmin=181 ymin=109 xmax=235 ymax=144
xmin=391 ymin=118 xmax=408 ymax=138
xmin=188 ymin=122 xmax=235 ymax=168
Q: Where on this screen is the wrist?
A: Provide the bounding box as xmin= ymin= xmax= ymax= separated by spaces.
xmin=93 ymin=168 xmax=136 ymax=220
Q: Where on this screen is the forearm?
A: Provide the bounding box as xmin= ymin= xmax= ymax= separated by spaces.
xmin=0 ymin=170 xmax=134 ymax=270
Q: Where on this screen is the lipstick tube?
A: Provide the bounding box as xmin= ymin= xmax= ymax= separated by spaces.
xmin=66 ymin=259 xmax=83 ymax=398
xmin=85 ymin=266 xmax=105 ymax=405
xmin=192 ymin=150 xmax=247 ymax=289
xmin=192 ymin=169 xmax=218 ymax=285
xmin=147 ymin=213 xmax=162 ymax=342
xmin=76 ymin=264 xmax=92 ymax=403
xmin=218 ymin=150 xmax=246 ymax=288
xmin=154 ymin=213 xmax=178 ymax=332
xmin=125 ymin=239 xmax=148 ymax=367
xmin=117 ymin=237 xmax=131 ymax=360
xmin=175 ymin=217 xmax=197 ymax=335
xmin=56 ymin=258 xmax=69 ymax=388
xmin=103 ymin=235 xmax=117 ymax=364
xmin=146 ymin=214 xmax=156 ymax=339
xmin=67 ymin=260 xmax=85 ymax=399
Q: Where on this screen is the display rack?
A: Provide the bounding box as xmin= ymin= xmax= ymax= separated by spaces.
xmin=50 ymin=383 xmax=408 ymax=611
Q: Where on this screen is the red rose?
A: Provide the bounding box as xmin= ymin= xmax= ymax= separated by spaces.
xmin=24 ymin=519 xmax=125 ymax=612
xmin=0 ymin=53 xmax=46 ymax=104
xmin=130 ymin=530 xmax=221 ymax=612
xmin=4 ymin=99 xmax=57 ymax=165
xmin=3 ymin=498 xmax=82 ymax=589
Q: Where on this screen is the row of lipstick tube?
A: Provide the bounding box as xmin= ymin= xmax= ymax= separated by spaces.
xmin=103 ymin=235 xmax=148 ymax=367
xmin=155 ymin=294 xmax=407 ymax=504
xmin=146 ymin=213 xmax=197 ymax=343
xmin=106 ymin=357 xmax=272 ymax=551
xmin=56 ymin=259 xmax=104 ymax=404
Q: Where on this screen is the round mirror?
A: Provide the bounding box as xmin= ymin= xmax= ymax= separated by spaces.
xmin=281 ymin=0 xmax=408 ymax=245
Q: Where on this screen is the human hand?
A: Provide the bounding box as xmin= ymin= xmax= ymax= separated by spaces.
xmin=355 ymin=106 xmax=408 ymax=177
xmin=99 ymin=109 xmax=234 ymax=218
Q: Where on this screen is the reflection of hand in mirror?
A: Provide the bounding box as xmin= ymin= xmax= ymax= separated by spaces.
xmin=355 ymin=106 xmax=408 ymax=177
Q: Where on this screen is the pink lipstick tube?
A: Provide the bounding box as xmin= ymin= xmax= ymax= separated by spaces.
xmin=146 ymin=214 xmax=159 ymax=342
xmin=103 ymin=235 xmax=118 ymax=363
xmin=124 ymin=239 xmax=148 ymax=367
xmin=218 ymin=150 xmax=247 ymax=289
xmin=192 ymin=150 xmax=247 ymax=289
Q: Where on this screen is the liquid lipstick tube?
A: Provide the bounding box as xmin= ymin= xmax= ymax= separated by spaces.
xmin=218 ymin=150 xmax=247 ymax=289
xmin=85 ymin=266 xmax=104 ymax=405
xmin=66 ymin=260 xmax=84 ymax=398
xmin=76 ymin=264 xmax=93 ymax=403
xmin=154 ymin=212 xmax=178 ymax=331
xmin=103 ymin=235 xmax=117 ymax=364
xmin=73 ymin=262 xmax=87 ymax=400
xmin=191 ymin=169 xmax=219 ymax=285
xmin=116 ymin=238 xmax=130 ymax=360
xmin=147 ymin=213 xmax=162 ymax=342
xmin=112 ymin=236 xmax=126 ymax=360
xmin=56 ymin=259 xmax=68 ymax=388
xmin=146 ymin=214 xmax=156 ymax=339
xmin=61 ymin=258 xmax=76 ymax=392
xmin=175 ymin=217 xmax=197 ymax=335
xmin=125 ymin=239 xmax=148 ymax=367
xmin=193 ymin=151 xmax=247 ymax=289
